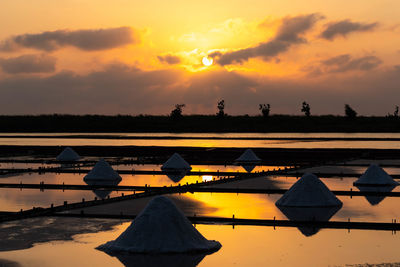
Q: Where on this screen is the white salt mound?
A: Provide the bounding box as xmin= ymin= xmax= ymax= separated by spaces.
xmin=83 ymin=159 xmax=122 ymax=182
xmin=235 ymin=149 xmax=261 ymax=163
xmin=97 ymin=196 xmax=221 ymax=253
xmin=161 ymin=153 xmax=192 ymax=171
xmin=276 ymin=173 xmax=342 ymax=207
xmin=56 ymin=147 xmax=80 ymax=161
xmin=354 ymin=164 xmax=398 ymax=186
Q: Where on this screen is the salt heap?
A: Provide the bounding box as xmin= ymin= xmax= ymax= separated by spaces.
xmin=235 ymin=149 xmax=261 ymax=164
xmin=276 ymin=173 xmax=342 ymax=236
xmin=161 ymin=153 xmax=192 ymax=182
xmin=276 ymin=173 xmax=342 ymax=207
xmin=83 ymin=159 xmax=122 ymax=184
xmin=161 ymin=153 xmax=191 ymax=172
xmin=353 ymin=164 xmax=398 ymax=186
xmin=235 ymin=149 xmax=261 ymax=173
xmin=56 ymin=147 xmax=80 ymax=161
xmin=97 ymin=196 xmax=221 ymax=253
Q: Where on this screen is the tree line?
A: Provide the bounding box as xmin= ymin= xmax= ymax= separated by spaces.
xmin=170 ymin=100 xmax=400 ymax=119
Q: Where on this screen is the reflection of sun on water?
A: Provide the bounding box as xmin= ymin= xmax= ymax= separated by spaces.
xmin=202 ymin=56 xmax=213 ymax=66
xmin=202 ymin=175 xmax=213 ymax=182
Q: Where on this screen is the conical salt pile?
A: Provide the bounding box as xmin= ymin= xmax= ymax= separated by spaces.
xmin=276 ymin=173 xmax=342 ymax=207
xmin=97 ymin=196 xmax=221 ymax=253
xmin=83 ymin=159 xmax=122 ymax=183
xmin=161 ymin=153 xmax=192 ymax=172
xmin=354 ymin=164 xmax=398 ymax=186
xmin=235 ymin=149 xmax=261 ymax=163
xmin=56 ymin=147 xmax=80 ymax=161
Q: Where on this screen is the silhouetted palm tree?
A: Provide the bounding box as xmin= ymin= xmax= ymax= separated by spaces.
xmin=301 ymin=101 xmax=311 ymax=117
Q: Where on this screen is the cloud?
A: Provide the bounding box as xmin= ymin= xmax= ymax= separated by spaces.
xmin=320 ymin=20 xmax=378 ymax=40
xmin=0 ymin=27 xmax=139 ymax=52
xmin=0 ymin=54 xmax=56 ymax=74
xmin=303 ymin=54 xmax=383 ymax=76
xmin=157 ymin=54 xmax=181 ymax=64
xmin=0 ymin=62 xmax=398 ymax=116
xmin=322 ymin=54 xmax=382 ymax=72
xmin=209 ymin=14 xmax=323 ymax=65
xmin=0 ymin=63 xmax=183 ymax=114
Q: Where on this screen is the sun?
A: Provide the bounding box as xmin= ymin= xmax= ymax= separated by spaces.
xmin=202 ymin=56 xmax=213 ymax=66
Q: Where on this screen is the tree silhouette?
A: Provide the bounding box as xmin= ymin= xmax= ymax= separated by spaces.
xmin=344 ymin=104 xmax=357 ymax=118
xmin=217 ymin=100 xmax=226 ymax=117
xmin=386 ymin=105 xmax=399 ymax=118
xmin=170 ymin=104 xmax=185 ymax=119
xmin=259 ymin=104 xmax=271 ymax=117
xmin=391 ymin=106 xmax=400 ymax=118
xmin=301 ymin=101 xmax=310 ymax=117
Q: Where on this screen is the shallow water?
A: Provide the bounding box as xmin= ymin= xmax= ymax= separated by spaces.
xmin=0 ymin=223 xmax=400 ymax=267
xmin=1 ymin=171 xmax=400 ymax=215
xmin=2 ymin=132 xmax=400 ymax=148
xmin=1 ymin=133 xmax=400 ymax=266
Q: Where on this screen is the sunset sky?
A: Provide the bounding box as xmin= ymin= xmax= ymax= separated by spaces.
xmin=0 ymin=0 xmax=399 ymax=115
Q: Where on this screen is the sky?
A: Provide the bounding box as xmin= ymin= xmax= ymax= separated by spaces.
xmin=0 ymin=0 xmax=399 ymax=115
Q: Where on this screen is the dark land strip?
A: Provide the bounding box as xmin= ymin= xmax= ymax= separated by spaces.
xmin=2 ymin=135 xmax=400 ymax=142
xmin=1 ymin=115 xmax=400 ymax=132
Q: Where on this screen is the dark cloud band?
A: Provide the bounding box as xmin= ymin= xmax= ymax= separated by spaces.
xmin=320 ymin=20 xmax=378 ymax=40
xmin=0 ymin=27 xmax=139 ymax=52
xmin=0 ymin=54 xmax=56 ymax=74
xmin=157 ymin=54 xmax=181 ymax=64
xmin=209 ymin=14 xmax=323 ymax=66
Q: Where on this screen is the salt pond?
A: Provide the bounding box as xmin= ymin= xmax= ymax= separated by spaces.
xmin=0 ymin=223 xmax=400 ymax=267
xmin=1 ymin=134 xmax=400 ymax=266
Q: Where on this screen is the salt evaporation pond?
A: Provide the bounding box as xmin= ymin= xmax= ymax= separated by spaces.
xmin=3 ymin=132 xmax=400 ymax=148
xmin=1 ymin=134 xmax=400 ymax=266
xmin=0 ymin=223 xmax=400 ymax=266
xmin=2 ymin=171 xmax=400 ymax=213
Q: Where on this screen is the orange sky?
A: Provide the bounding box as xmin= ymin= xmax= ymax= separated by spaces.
xmin=0 ymin=0 xmax=399 ymax=115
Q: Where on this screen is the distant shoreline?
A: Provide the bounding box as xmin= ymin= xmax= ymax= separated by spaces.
xmin=1 ymin=135 xmax=400 ymax=141
xmin=0 ymin=115 xmax=399 ymax=133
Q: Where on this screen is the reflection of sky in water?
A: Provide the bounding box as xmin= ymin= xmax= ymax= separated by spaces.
xmin=0 ymin=165 xmax=285 ymax=187
xmin=1 ymin=223 xmax=400 ymax=266
xmin=0 ymin=162 xmax=60 ymax=169
xmin=1 ymin=172 xmax=400 ymax=219
xmin=0 ymin=188 xmax=124 ymax=211
xmin=299 ymin=165 xmax=400 ymax=175
xmin=0 ymin=135 xmax=400 ymax=266
xmin=1 ymin=136 xmax=400 ymax=148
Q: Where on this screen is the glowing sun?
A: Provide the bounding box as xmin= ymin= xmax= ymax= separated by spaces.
xmin=202 ymin=56 xmax=213 ymax=66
